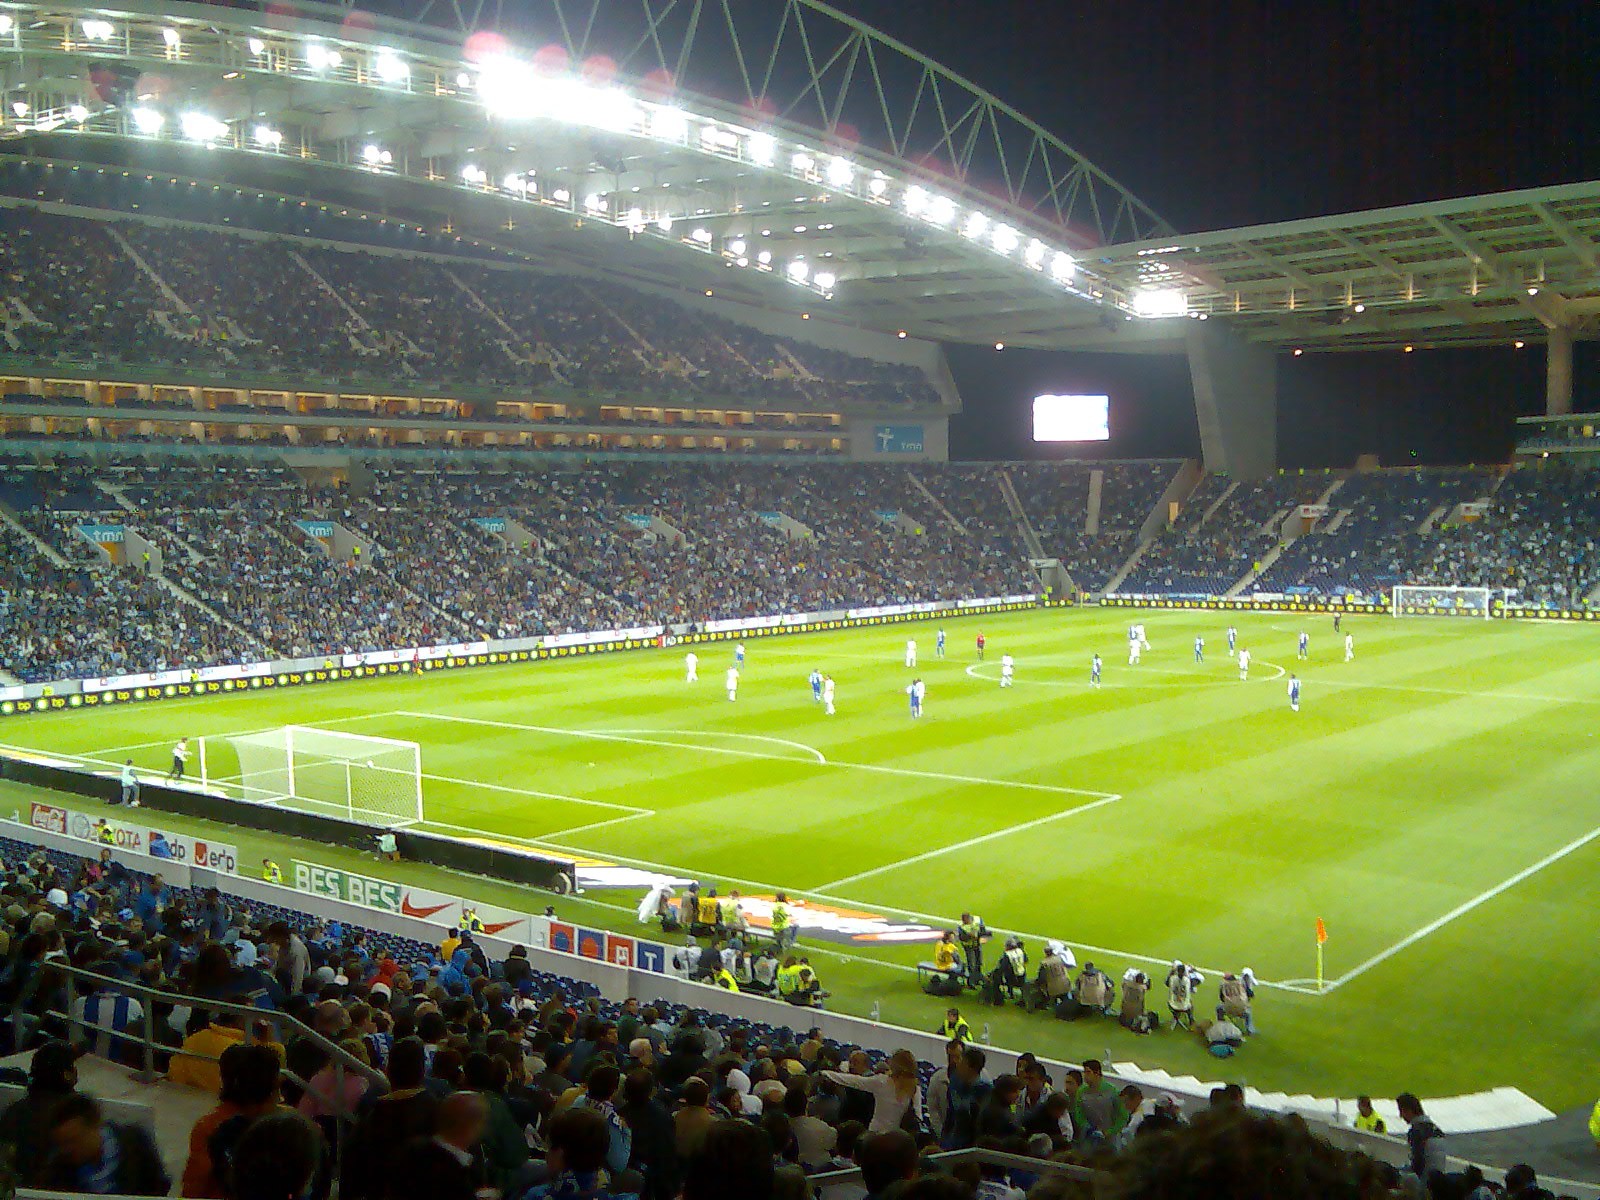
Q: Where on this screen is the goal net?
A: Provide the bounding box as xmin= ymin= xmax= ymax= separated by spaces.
xmin=1390 ymin=585 xmax=1493 ymax=619
xmin=208 ymin=726 xmax=423 ymax=824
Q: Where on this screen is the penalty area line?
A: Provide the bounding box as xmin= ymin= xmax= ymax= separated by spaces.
xmin=1322 ymin=822 xmax=1600 ymax=992
xmin=813 ymin=794 xmax=1123 ymax=890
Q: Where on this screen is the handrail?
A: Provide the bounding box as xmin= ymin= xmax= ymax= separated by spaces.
xmin=10 ymin=959 xmax=388 ymax=1109
xmin=808 ymin=1146 xmax=1106 ymax=1190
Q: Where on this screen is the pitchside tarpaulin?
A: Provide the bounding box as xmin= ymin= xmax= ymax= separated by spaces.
xmin=29 ymin=800 xmax=239 ymax=874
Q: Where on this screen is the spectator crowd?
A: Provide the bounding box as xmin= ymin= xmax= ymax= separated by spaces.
xmin=0 ymin=836 xmax=1574 ymax=1200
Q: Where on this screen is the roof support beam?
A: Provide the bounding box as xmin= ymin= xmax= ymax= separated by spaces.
xmin=1529 ymin=201 xmax=1598 ymax=273
xmin=1232 ymin=240 xmax=1322 ymax=293
xmin=1426 ymin=215 xmax=1567 ymax=329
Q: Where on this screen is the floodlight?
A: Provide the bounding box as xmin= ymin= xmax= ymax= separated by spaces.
xmin=503 ymin=172 xmax=527 ymax=191
xmin=253 ymin=124 xmax=282 ymax=147
xmin=727 ymin=238 xmax=746 ymax=255
xmin=791 ymin=151 xmax=813 ymax=172
xmin=992 ymin=224 xmax=1019 ymax=254
xmin=691 ymin=228 xmax=712 ymax=244
xmin=0 ymin=15 xmax=13 ymax=34
xmin=813 ymin=271 xmax=835 ymax=290
xmin=161 ymin=27 xmax=180 ymax=48
xmin=584 ymin=193 xmax=606 ymax=212
xmin=456 ymin=72 xmax=470 ymax=87
xmin=81 ymin=20 xmax=115 ymax=41
xmin=130 ymin=107 xmax=163 ymax=133
xmin=902 ymin=185 xmax=927 ymax=215
xmin=757 ymin=250 xmax=772 ymax=264
xmin=787 ymin=259 xmax=809 ymax=282
xmin=248 ymin=37 xmax=266 ymax=55
xmin=868 ymin=174 xmax=888 ymax=197
xmin=651 ymin=107 xmax=687 ymax=142
xmin=8 ymin=101 xmax=24 ymax=117
xmin=656 ymin=214 xmax=673 ymax=231
xmin=927 ymin=196 xmax=956 ymax=226
xmin=962 ymin=211 xmax=988 ymax=239
xmin=67 ymin=104 xmax=89 ymax=123
xmin=747 ymin=132 xmax=775 ymax=166
xmin=1023 ymin=239 xmax=1046 ymax=268
xmin=179 ymin=111 xmax=227 ymax=142
xmin=1050 ymin=251 xmax=1075 ymax=281
xmin=826 ymin=156 xmax=852 ymax=187
xmin=460 ymin=164 xmax=487 ymax=184
xmin=373 ymin=52 xmax=408 ymax=82
xmin=624 ymin=206 xmax=645 ymax=231
xmin=361 ymin=143 xmax=385 ymax=165
xmin=305 ymin=42 xmax=341 ymax=70
xmin=1131 ymin=287 xmax=1187 ymax=317
xmin=551 ymin=187 xmax=571 ymax=203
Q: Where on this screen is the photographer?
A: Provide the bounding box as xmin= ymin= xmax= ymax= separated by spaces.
xmin=1166 ymin=961 xmax=1202 ymax=1031
xmin=987 ymin=937 xmax=1027 ymax=1004
xmin=1217 ymin=968 xmax=1256 ymax=1034
xmin=1026 ymin=940 xmax=1075 ymax=1012
xmin=1070 ymin=961 xmax=1115 ymax=1018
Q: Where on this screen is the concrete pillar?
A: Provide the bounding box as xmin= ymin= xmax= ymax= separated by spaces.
xmin=1186 ymin=322 xmax=1277 ymax=479
xmin=1546 ymin=325 xmax=1574 ymax=416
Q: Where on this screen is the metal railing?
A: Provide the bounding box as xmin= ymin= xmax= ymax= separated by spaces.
xmin=810 ymin=1146 xmax=1106 ymax=1193
xmin=8 ymin=960 xmax=388 ymax=1172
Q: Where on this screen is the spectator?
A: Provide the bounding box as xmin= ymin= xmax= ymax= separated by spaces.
xmin=681 ymin=1119 xmax=774 ymax=1200
xmin=170 ymin=1011 xmax=251 ymax=1092
xmin=523 ymin=1105 xmax=637 ymax=1200
xmin=1351 ymin=1096 xmax=1385 ymax=1134
xmin=183 ymin=1042 xmax=283 ymax=1199
xmin=1074 ymin=1061 xmax=1127 ymax=1146
xmin=1102 ymin=1109 xmax=1383 ymax=1199
xmin=674 ymin=1077 xmax=717 ymax=1159
xmin=0 ymin=1039 xmax=83 ymax=1187
xmin=856 ymin=1129 xmax=919 ymax=1200
xmin=226 ymin=1111 xmax=324 ymax=1200
xmin=393 ymin=1091 xmax=488 ymax=1200
xmin=940 ymin=1046 xmax=991 ymax=1150
xmin=43 ymin=1093 xmax=170 ymax=1196
xmin=1396 ymin=1093 xmax=1447 ymax=1183
xmin=821 ymin=1049 xmax=923 ymax=1134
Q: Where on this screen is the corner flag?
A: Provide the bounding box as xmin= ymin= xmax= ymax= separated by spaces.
xmin=1316 ymin=918 xmax=1328 ymax=945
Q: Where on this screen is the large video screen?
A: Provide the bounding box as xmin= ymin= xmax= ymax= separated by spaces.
xmin=1032 ymin=394 xmax=1110 ymax=442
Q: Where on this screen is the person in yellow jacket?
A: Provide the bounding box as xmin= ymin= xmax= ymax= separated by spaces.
xmin=770 ymin=892 xmax=797 ymax=951
xmin=462 ymin=907 xmax=485 ymax=935
xmin=1590 ymin=1096 xmax=1600 ymax=1148
xmin=933 ymin=931 xmax=961 ymax=974
xmin=696 ymin=889 xmax=721 ymax=933
xmin=937 ymin=1008 xmax=971 ymax=1042
xmin=1352 ymin=1096 xmax=1386 ymax=1134
xmin=261 ymin=858 xmax=282 ymax=884
xmin=714 ymin=966 xmax=741 ymax=992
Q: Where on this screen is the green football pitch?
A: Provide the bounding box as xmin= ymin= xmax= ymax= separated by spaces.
xmin=3 ymin=606 xmax=1597 ymax=1109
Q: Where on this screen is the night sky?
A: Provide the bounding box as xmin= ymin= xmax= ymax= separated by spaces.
xmin=835 ymin=0 xmax=1600 ymax=464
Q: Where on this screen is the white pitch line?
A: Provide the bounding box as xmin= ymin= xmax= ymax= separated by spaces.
xmin=419 ymin=772 xmax=645 ymax=814
xmin=594 ymin=728 xmax=828 ymax=765
xmin=1298 ymin=676 xmax=1600 ymax=705
xmin=1322 ymin=821 xmax=1600 ymax=992
xmin=402 ymin=711 xmax=1112 ymax=799
xmin=813 ymin=794 xmax=1123 ymax=890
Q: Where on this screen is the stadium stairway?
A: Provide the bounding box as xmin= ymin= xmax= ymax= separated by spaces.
xmin=1099 ymin=539 xmax=1151 ymax=597
xmin=1 ymin=1046 xmax=216 ymax=1183
xmin=904 ymin=469 xmax=970 ymax=535
xmin=0 ymin=504 xmax=69 ymax=568
xmin=1224 ymin=540 xmax=1290 ymax=597
xmin=104 ymin=226 xmax=192 ymax=316
xmin=1198 ymin=478 xmax=1240 ymax=527
xmin=995 ymin=470 xmax=1046 ymax=558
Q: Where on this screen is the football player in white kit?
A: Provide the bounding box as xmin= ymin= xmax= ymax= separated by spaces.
xmin=685 ymin=651 xmax=698 ymax=682
xmin=822 ymin=674 xmax=836 ymax=715
xmin=905 ymin=638 xmax=918 ymax=668
xmin=999 ymin=653 xmax=1015 ymax=687
xmin=725 ymin=665 xmax=739 ymax=700
xmin=1238 ymin=648 xmax=1251 ymax=681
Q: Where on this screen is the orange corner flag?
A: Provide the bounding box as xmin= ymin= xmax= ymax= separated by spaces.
xmin=1316 ymin=918 xmax=1328 ymax=945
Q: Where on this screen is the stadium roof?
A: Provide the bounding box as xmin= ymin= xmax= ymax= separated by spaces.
xmin=0 ymin=0 xmax=1593 ymax=356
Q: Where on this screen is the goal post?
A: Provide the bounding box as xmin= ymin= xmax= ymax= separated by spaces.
xmin=204 ymin=725 xmax=423 ymax=824
xmin=1390 ymin=585 xmax=1493 ymax=620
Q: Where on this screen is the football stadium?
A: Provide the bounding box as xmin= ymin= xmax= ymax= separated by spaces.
xmin=0 ymin=1 xmax=1595 ymax=1197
